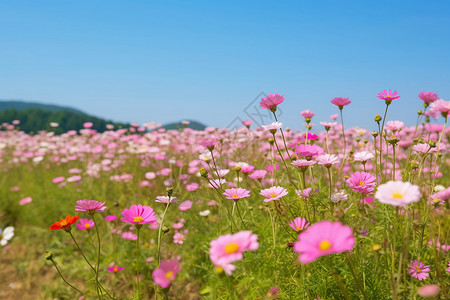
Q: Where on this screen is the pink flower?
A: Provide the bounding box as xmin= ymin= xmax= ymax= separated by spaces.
xmin=178 ymin=200 xmax=193 ymax=211
xmin=296 ymin=188 xmax=312 ymax=200
xmin=75 ymin=200 xmax=106 ymax=214
xmin=262 ymin=122 xmax=283 ymax=133
xmin=260 ymin=186 xmax=288 ymax=202
xmin=152 ymin=260 xmax=181 ymax=288
xmin=353 ymin=151 xmax=374 ymax=163
xmin=107 ymin=265 xmax=124 ymax=273
xmin=294 ymin=221 xmax=355 ymax=263
xmin=186 ymin=182 xmax=199 ymax=191
xmin=19 ymin=197 xmax=32 ymax=206
xmin=121 ymin=232 xmax=137 ymax=240
xmin=300 ymin=110 xmax=315 ymax=119
xmin=430 ymin=99 xmax=450 ymax=117
xmin=76 ymin=218 xmax=95 ymax=230
xmin=315 ymin=154 xmax=339 ymax=168
xmin=417 ymin=285 xmax=440 ymax=298
xmin=330 ymin=114 xmax=338 ymax=120
xmin=242 ymin=120 xmax=254 ymax=128
xmin=408 ymin=260 xmax=430 ymax=281
xmin=289 ymin=217 xmax=310 ymax=232
xmin=331 ymin=190 xmax=348 ymax=203
xmin=209 ymin=231 xmax=259 ymax=275
xmin=52 ymin=176 xmax=65 ymax=183
xmin=249 ymin=170 xmax=267 ymax=180
xmin=155 ymin=196 xmax=177 ymax=204
xmin=375 ymin=181 xmax=421 ymax=206
xmin=295 ymin=144 xmax=323 ymax=159
xmin=320 ymin=121 xmax=337 ymax=131
xmin=260 ymin=93 xmax=285 ymax=111
xmin=223 ymin=188 xmax=251 ymax=201
xmin=67 ymin=175 xmax=82 ymax=183
xmin=419 ymin=91 xmax=439 ymax=103
xmin=377 ymin=89 xmax=400 ymax=102
xmin=199 ymin=138 xmax=219 ymax=151
xmin=173 ymin=231 xmax=186 ymax=244
xmin=120 ymin=204 xmax=157 ymax=225
xmin=412 ymin=143 xmax=431 ymax=154
xmin=346 ymin=172 xmax=376 ymax=195
xmin=331 ymin=97 xmax=351 ymax=109
xmin=104 ymin=215 xmax=117 ymax=221
xmin=291 ymin=159 xmax=316 ymax=171
xmin=385 ymin=120 xmax=404 ymax=132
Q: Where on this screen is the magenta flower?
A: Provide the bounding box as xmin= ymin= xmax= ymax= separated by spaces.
xmin=152 ymin=260 xmax=181 ymax=288
xmin=107 ymin=265 xmax=124 ymax=273
xmin=331 ymin=97 xmax=351 ymax=109
xmin=52 ymin=176 xmax=65 ymax=184
xmin=76 ymin=218 xmax=95 ymax=230
xmin=260 ymin=186 xmax=288 ymax=202
xmin=377 ymin=89 xmax=400 ymax=103
xmin=408 ymin=260 xmax=430 ymax=281
xmin=260 ymin=93 xmax=285 ymax=111
xmin=346 ymin=172 xmax=376 ymax=195
xmin=223 ymin=188 xmax=251 ymax=201
xmin=295 ymin=144 xmax=323 ymax=159
xmin=104 ymin=215 xmax=117 ymax=221
xmin=419 ymin=91 xmax=439 ymax=103
xmin=121 ymin=232 xmax=137 ymax=240
xmin=294 ymin=220 xmax=355 ymax=263
xmin=289 ymin=217 xmax=310 ymax=232
xmin=209 ymin=231 xmax=259 ymax=275
xmin=75 ymin=199 xmax=106 ymax=214
xmin=296 ymin=188 xmax=312 ymax=200
xmin=249 ymin=170 xmax=267 ymax=180
xmin=120 ymin=204 xmax=157 ymax=225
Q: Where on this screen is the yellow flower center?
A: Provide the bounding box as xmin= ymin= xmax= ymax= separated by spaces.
xmin=270 ymin=193 xmax=278 ymax=198
xmin=359 ymin=181 xmax=365 ymax=186
xmin=392 ymin=193 xmax=403 ymax=199
xmin=372 ymin=244 xmax=381 ymax=251
xmin=114 ymin=265 xmax=118 ymax=272
xmin=84 ymin=224 xmax=91 ymax=229
xmin=215 ymin=266 xmax=224 ymax=274
xmin=433 ymin=198 xmax=440 ymax=204
xmin=133 ymin=216 xmax=144 ymax=223
xmin=60 ymin=220 xmax=68 ymax=226
xmin=232 ymin=194 xmax=239 ymax=198
xmin=295 ymin=226 xmax=302 ymax=231
xmin=416 ymin=267 xmax=422 ymax=274
xmin=166 ymin=271 xmax=173 ymax=279
xmin=319 ymin=240 xmax=332 ymax=251
xmin=224 ymin=242 xmax=240 ymax=254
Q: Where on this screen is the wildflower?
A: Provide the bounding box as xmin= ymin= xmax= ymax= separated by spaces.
xmin=260 ymin=93 xmax=285 ymax=112
xmin=429 ymin=99 xmax=450 ymax=118
xmin=353 ymin=151 xmax=374 ymax=163
xmin=375 ymin=181 xmax=421 ymax=207
xmin=155 ymin=196 xmax=178 ymax=204
xmin=242 ymin=120 xmax=254 ymax=128
xmin=385 ymin=120 xmax=404 ymax=132
xmin=199 ymin=138 xmax=219 ymax=151
xmin=186 ymin=182 xmax=199 ymax=191
xmin=104 ymin=215 xmax=117 ymax=221
xmin=249 ymin=170 xmax=267 ymax=180
xmin=419 ymin=91 xmax=439 ymax=104
xmin=120 ymin=204 xmax=157 ymax=225
xmin=209 ymin=231 xmax=259 ymax=275
xmin=289 ymin=217 xmax=310 ymax=232
xmin=52 ymin=176 xmax=65 ymax=183
xmin=315 ymin=154 xmax=339 ymax=168
xmin=223 ymin=188 xmax=251 ymax=201
xmin=377 ymin=89 xmax=400 ymax=104
xmin=320 ymin=121 xmax=337 ymax=131
xmin=50 ymin=216 xmax=80 ymax=231
xmin=296 ymin=188 xmax=312 ymax=200
xmin=291 ymin=159 xmax=316 ymax=171
xmin=75 ymin=199 xmax=106 ymax=214
xmin=260 ymin=186 xmax=288 ymax=202
xmin=199 ymin=210 xmax=210 ymax=216
xmin=295 ymin=144 xmax=323 ymax=159
xmin=331 ymin=97 xmax=351 ymax=109
xmin=173 ymin=231 xmax=186 ymax=244
xmin=330 ymin=114 xmax=338 ymax=120
xmin=300 ymin=110 xmax=315 ymax=119
xmin=121 ymin=232 xmax=137 ymax=240
xmin=19 ymin=197 xmax=32 ymax=206
xmin=408 ymin=260 xmax=430 ymax=281
xmin=412 ymin=143 xmax=431 ymax=154
xmin=107 ymin=265 xmax=124 ymax=273
xmin=178 ymin=200 xmax=193 ymax=211
xmin=331 ymin=190 xmax=348 ymax=203
xmin=294 ymin=221 xmax=355 ymax=263
xmin=346 ymin=172 xmax=376 ymax=195
xmin=76 ymin=218 xmax=95 ymax=230
xmin=417 ymin=285 xmax=440 ymax=298
xmin=152 ymin=260 xmax=181 ymax=288
xmin=0 ymin=226 xmax=14 ymax=246
xmin=262 ymin=122 xmax=283 ymax=133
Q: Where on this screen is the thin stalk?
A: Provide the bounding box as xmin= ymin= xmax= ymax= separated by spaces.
xmin=136 ymin=227 xmax=141 ymax=299
xmin=50 ymin=258 xmax=84 ymax=295
xmin=92 ymin=214 xmax=104 ymax=299
xmin=345 ymin=253 xmax=368 ymax=300
xmin=157 ymin=203 xmax=171 ymax=266
xmin=273 ymin=134 xmax=298 ymax=190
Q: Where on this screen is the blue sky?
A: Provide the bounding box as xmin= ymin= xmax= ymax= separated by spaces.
xmin=1 ymin=0 xmax=449 ymax=131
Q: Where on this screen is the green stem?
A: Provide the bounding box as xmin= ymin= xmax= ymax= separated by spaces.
xmin=136 ymin=227 xmax=141 ymax=299
xmin=157 ymin=203 xmax=170 ymax=266
xmin=50 ymin=258 xmax=84 ymax=295
xmin=345 ymin=253 xmax=368 ymax=300
xmin=92 ymin=214 xmax=103 ymax=299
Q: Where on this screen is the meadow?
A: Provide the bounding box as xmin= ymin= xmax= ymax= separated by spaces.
xmin=0 ymin=90 xmax=449 ymax=299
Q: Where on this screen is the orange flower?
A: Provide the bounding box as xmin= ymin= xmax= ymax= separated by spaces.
xmin=50 ymin=216 xmax=80 ymax=231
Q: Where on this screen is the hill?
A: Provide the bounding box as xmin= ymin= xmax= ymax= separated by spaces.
xmin=162 ymin=120 xmax=207 ymax=130
xmin=0 ymin=100 xmax=85 ymax=114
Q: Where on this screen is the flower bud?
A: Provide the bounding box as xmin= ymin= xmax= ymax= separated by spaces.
xmin=166 ymin=187 xmax=173 ymax=197
xmin=428 ymin=140 xmax=436 ymax=148
xmin=45 ymin=251 xmax=54 ymax=261
xmin=200 ymin=168 xmax=208 ymax=178
xmin=233 ymin=166 xmax=241 ymax=172
xmin=374 ymin=115 xmax=382 ymax=122
xmin=417 ymin=110 xmax=423 ymax=115
xmin=372 ymin=131 xmax=379 ymax=138
xmin=268 ymin=139 xmax=274 ymax=145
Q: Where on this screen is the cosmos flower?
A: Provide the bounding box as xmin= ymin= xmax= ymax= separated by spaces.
xmin=408 ymin=260 xmax=430 ymax=281
xmin=294 ymin=221 xmax=355 ymax=263
xmin=331 ymin=97 xmax=351 ymax=109
xmin=375 ymin=181 xmax=421 ymax=206
xmin=209 ymin=231 xmax=259 ymax=275
xmin=353 ymin=151 xmax=374 ymax=163
xmin=50 ymin=216 xmax=80 ymax=231
xmin=76 ymin=218 xmax=95 ymax=230
xmin=346 ymin=172 xmax=376 ymax=195
xmin=107 ymin=265 xmax=124 ymax=273
xmin=289 ymin=217 xmax=310 ymax=232
xmin=152 ymin=260 xmax=181 ymax=288
xmin=418 ymin=91 xmax=439 ymax=104
xmin=75 ymin=199 xmax=106 ymax=214
xmin=120 ymin=204 xmax=157 ymax=225
xmin=0 ymin=226 xmax=14 ymax=246
xmin=260 ymin=93 xmax=285 ymax=111
xmin=260 ymin=186 xmax=288 ymax=202
xmin=377 ymin=89 xmax=400 ymax=103
xmin=315 ymin=154 xmax=339 ymax=168
xmin=223 ymin=188 xmax=251 ymax=201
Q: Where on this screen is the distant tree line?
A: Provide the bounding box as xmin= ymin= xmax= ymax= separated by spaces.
xmin=0 ymin=108 xmax=128 ymax=134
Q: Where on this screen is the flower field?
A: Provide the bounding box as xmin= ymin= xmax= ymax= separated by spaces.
xmin=0 ymin=91 xmax=449 ymax=299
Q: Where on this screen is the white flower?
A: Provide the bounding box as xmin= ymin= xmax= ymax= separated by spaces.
xmin=0 ymin=226 xmax=14 ymax=246
xmin=375 ymin=181 xmax=421 ymax=207
xmin=353 ymin=151 xmax=375 ymax=163
xmin=199 ymin=210 xmax=210 ymax=217
xmin=49 ymin=122 xmax=59 ymax=127
xmin=331 ymin=190 xmax=348 ymax=203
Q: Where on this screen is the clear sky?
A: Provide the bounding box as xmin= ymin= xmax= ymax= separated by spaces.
xmin=1 ymin=0 xmax=449 ymax=131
